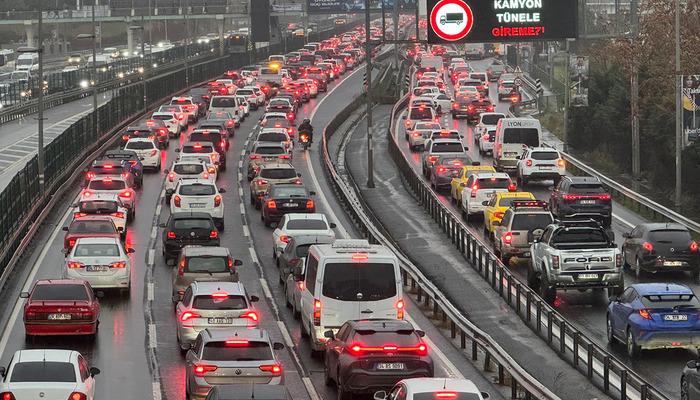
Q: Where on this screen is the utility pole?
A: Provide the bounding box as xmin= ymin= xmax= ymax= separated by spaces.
xmin=674 ymin=0 xmax=682 ymax=209
xmin=630 ymin=0 xmax=640 ymax=179
xmin=392 ymin=0 xmax=399 ymax=66
xmin=91 ymin=1 xmax=98 ymax=139
xmin=365 ymin=0 xmax=374 ymax=188
xmin=37 ymin=11 xmax=45 ymax=190
xmin=562 ymin=41 xmax=570 ymax=153
xmin=183 ymin=0 xmax=190 ymax=85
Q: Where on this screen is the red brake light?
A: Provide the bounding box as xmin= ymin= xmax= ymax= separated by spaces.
xmin=214 ymin=194 xmax=222 ymax=207
xmin=67 ymin=261 xmax=84 ymax=269
xmin=313 ymin=299 xmax=321 ymax=326
xmin=173 ymin=195 xmax=181 ymax=207
xmin=226 ymin=119 xmax=235 ymax=127
xmin=111 ymin=212 xmax=125 ymax=219
xmin=241 ymin=311 xmax=259 ymax=322
xmin=168 ymin=172 xmax=175 ymax=182
xmin=639 ymin=309 xmax=652 ymax=320
xmin=396 ymin=299 xmax=405 ymax=320
xmin=118 ymin=191 xmax=132 ymax=199
xmin=68 ymin=393 xmax=87 ymax=400
xmin=470 ymin=183 xmax=479 ymax=198
xmin=122 ymin=135 xmax=130 ymax=141
xmin=68 ymin=239 xmax=76 ymax=248
xmin=194 ymin=364 xmax=217 ymax=376
xmin=86 ymin=171 xmax=95 ymax=179
xmin=110 ymin=261 xmax=127 ymax=269
xmin=279 ymin=154 xmax=291 ymax=160
xmin=526 ymin=159 xmax=533 ymax=167
xmin=267 ymin=200 xmax=277 ymax=209
xmin=210 ymin=230 xmax=218 ymax=239
xmin=691 ymin=241 xmax=699 ymax=252
xmin=643 ymin=242 xmax=653 ymax=252
xmin=306 ymin=199 xmax=315 ymax=209
xmin=1 ymin=393 xmax=15 ymax=400
xmin=508 ymin=183 xmax=517 ymax=192
xmin=259 ymin=364 xmax=283 ymax=375
xmin=502 ymin=232 xmax=513 ymax=245
xmin=280 ymin=235 xmax=291 ymax=243
xmin=494 ymin=211 xmax=505 ymax=219
xmin=193 ymin=143 xmax=203 ymax=150
xmin=167 ymin=231 xmax=176 ymax=239
xmin=435 ymin=393 xmax=458 ymax=399
xmin=436 ymin=166 xmax=447 ymax=174
xmin=249 ymin=154 xmax=260 ymax=160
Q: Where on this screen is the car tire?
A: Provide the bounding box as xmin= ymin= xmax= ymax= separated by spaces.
xmin=526 ymin=264 xmax=540 ymax=290
xmin=292 ymin=300 xmax=300 ymax=319
xmin=250 ymin=193 xmax=255 ymax=206
xmin=337 ymin=375 xmax=352 ymax=400
xmin=608 ymin=284 xmax=624 ymax=297
xmin=693 ymin=268 xmax=700 ymax=284
xmin=324 ymin=363 xmax=334 ymax=386
xmin=540 ymin=276 xmax=556 ymax=304
xmin=626 ymin=328 xmax=640 ymax=358
xmin=635 ymin=258 xmax=644 ymax=279
xmin=284 ymin=282 xmax=292 ymax=308
xmin=682 ymin=376 xmax=690 ymax=400
xmin=606 ymin=315 xmax=616 ymax=344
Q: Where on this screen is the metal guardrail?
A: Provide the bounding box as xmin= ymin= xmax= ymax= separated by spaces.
xmin=387 ymin=90 xmax=669 ymax=400
xmin=319 ymin=79 xmax=560 ymax=400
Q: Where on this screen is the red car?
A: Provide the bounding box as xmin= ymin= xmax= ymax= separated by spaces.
xmin=22 ymin=279 xmax=101 ymax=338
xmin=63 ymin=215 xmax=123 ymax=250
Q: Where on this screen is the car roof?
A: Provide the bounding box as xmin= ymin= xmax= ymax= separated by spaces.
xmin=403 ymin=378 xmax=482 ymax=395
xmin=126 ymin=137 xmax=155 ymax=143
xmin=495 ymin=192 xmax=534 ymax=199
xmin=178 ymin=178 xmax=215 ymax=186
xmin=285 ymin=213 xmax=327 ymax=221
xmin=640 ymin=222 xmax=689 ymax=231
xmin=261 ymin=163 xmax=295 ymax=169
xmin=472 ymin=172 xmax=510 ymax=179
xmin=171 ymin=212 xmax=213 ymax=220
xmin=80 ymin=193 xmax=121 ymax=201
xmin=182 ymin=245 xmax=230 ymax=256
xmin=202 ymin=328 xmax=270 ymax=342
xmin=212 ymin=384 xmax=290 ymax=400
xmin=74 ymin=236 xmax=120 ymax=245
xmin=15 ymin=349 xmax=77 ymax=363
xmin=35 ymin=279 xmax=89 ymax=286
xmin=192 ymin=281 xmax=246 ymax=295
xmin=528 ymin=147 xmax=559 ymax=152
xmin=632 ymin=283 xmax=693 ymax=296
xmin=565 ymin=176 xmax=601 ymax=184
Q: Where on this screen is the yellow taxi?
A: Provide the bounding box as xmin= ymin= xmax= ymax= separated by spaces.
xmin=450 ymin=165 xmax=497 ymax=203
xmin=483 ymin=191 xmax=537 ymax=235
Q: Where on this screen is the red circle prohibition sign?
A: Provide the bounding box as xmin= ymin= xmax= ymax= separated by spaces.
xmin=430 ymin=0 xmax=474 ymax=41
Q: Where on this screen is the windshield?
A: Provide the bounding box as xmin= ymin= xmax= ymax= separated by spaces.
xmin=260 ymin=168 xmax=296 ymax=179
xmin=287 ymin=219 xmax=328 ymax=230
xmin=207 ymin=112 xmax=232 ymax=120
xmin=211 ymin=97 xmax=236 ymax=108
xmin=531 ymin=151 xmax=559 ymax=160
xmin=255 ymin=146 xmax=285 ymax=155
xmin=272 ymin=187 xmax=307 ymax=198
xmin=502 ymin=128 xmax=540 ymax=147
xmin=193 ymin=295 xmax=247 ymax=310
xmin=10 ymin=362 xmax=76 ymax=383
xmin=258 ymin=132 xmax=288 ymax=142
xmin=322 ymin=262 xmax=396 ymax=301
xmin=179 ymin=184 xmax=215 ymax=196
xmin=431 ymin=142 xmax=463 ymax=153
xmin=74 ymin=243 xmax=120 ymax=257
xmin=88 ymin=180 xmax=126 ymax=190
xmin=185 ymin=256 xmax=228 ymax=273
xmin=125 ymin=141 xmax=156 ymax=150
xmin=551 ymin=228 xmax=608 ymax=246
xmin=481 ymin=114 xmax=504 ymax=125
xmin=32 ymin=284 xmax=89 ymax=301
xmin=511 ymin=214 xmax=554 ymax=231
xmin=648 ymin=229 xmax=692 ymax=243
xmin=260 ymin=68 xmax=277 ymax=74
xmin=203 ymin=341 xmax=272 ymax=361
xmin=70 ymin=220 xmax=116 ymax=234
xmin=174 ymin=164 xmax=204 ymax=175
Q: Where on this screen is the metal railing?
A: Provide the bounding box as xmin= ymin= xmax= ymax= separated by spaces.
xmin=386 ymin=92 xmax=669 ymax=400
xmin=319 ymin=78 xmax=560 ymax=400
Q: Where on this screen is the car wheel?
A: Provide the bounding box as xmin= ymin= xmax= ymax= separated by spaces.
xmin=635 ymin=258 xmax=643 ymax=279
xmin=626 ymin=328 xmax=640 ymax=358
xmin=337 ymin=375 xmax=352 ymax=400
xmin=526 ymin=263 xmax=540 ymax=289
xmin=292 ymin=299 xmax=300 ymax=319
xmin=540 ymin=276 xmax=556 ymax=304
xmin=682 ymin=376 xmax=690 ymax=400
xmin=606 ymin=315 xmax=616 ymax=344
xmin=324 ymin=362 xmax=334 ymax=386
xmin=692 ymin=268 xmax=700 ymax=284
xmin=284 ymin=282 xmax=292 ymax=308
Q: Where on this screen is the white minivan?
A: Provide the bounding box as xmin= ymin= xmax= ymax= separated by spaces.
xmin=209 ymin=95 xmax=243 ymax=126
xmin=299 ymin=239 xmax=404 ymax=353
xmin=493 ymin=118 xmax=542 ymax=173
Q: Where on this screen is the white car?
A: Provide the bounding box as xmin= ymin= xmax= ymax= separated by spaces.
xmin=170 ymin=179 xmax=226 ymax=230
xmin=256 ymin=128 xmax=293 ymax=150
xmin=497 ymin=79 xmax=517 ymax=100
xmin=124 ymin=138 xmax=161 ymax=170
xmin=74 ymin=193 xmax=129 ymax=232
xmin=150 ymin=111 xmax=182 ymax=137
xmin=178 ymin=141 xmax=219 ymax=167
xmin=235 ymin=88 xmax=261 ymax=109
xmin=375 ymin=378 xmax=490 ymax=400
xmin=176 ymin=153 xmax=218 ymax=174
xmin=297 ymin=79 xmax=318 ymax=97
xmin=424 ymin=92 xmax=453 ymax=113
xmin=243 ymin=86 xmax=266 ymax=104
xmin=83 ymin=176 xmax=136 ymax=219
xmin=214 ymin=79 xmax=237 ymax=94
xmin=272 ymin=213 xmax=336 ymax=259
xmin=165 ymin=160 xmax=215 ymax=196
xmin=407 ymin=121 xmax=442 ymax=151
xmin=460 ymin=172 xmax=514 ymax=221
xmin=169 ymin=96 xmax=198 ymax=122
xmin=516 ymin=147 xmax=566 ymax=186
xmin=474 ymin=112 xmax=506 ymax=143
xmin=478 ymin=126 xmax=497 ymax=155
xmin=64 ymin=237 xmax=134 ymax=291
xmin=234 ymin=94 xmax=251 ymax=116
xmin=157 ymin=104 xmax=188 ymax=129
xmin=0 ymin=349 xmax=100 ymax=400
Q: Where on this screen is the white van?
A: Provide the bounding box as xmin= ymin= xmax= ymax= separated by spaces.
xmin=208 ymin=95 xmax=243 ymax=126
xmin=15 ymin=53 xmax=38 ymax=72
xmin=299 ymin=239 xmax=404 ymax=353
xmin=420 ymin=55 xmax=444 ymax=73
xmin=493 ymin=118 xmax=542 ymax=173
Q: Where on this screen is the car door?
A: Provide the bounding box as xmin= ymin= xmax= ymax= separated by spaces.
xmin=484 ymin=195 xmax=498 ymax=226
xmin=610 ymin=287 xmax=633 ymax=337
xmin=326 ymin=324 xmax=350 ymax=376
xmin=623 ymin=226 xmax=641 ymax=266
xmin=300 ymin=255 xmax=319 ymax=329
xmin=531 ymin=226 xmax=553 ymax=268
xmin=461 ymin=175 xmax=475 ymax=206
xmin=550 ymin=179 xmax=565 ymax=212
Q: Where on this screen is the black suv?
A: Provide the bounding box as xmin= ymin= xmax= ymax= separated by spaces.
xmin=160 ymin=212 xmax=220 ymax=264
xmin=549 ymin=176 xmax=612 ymax=227
xmin=323 ymin=319 xmax=434 ymax=400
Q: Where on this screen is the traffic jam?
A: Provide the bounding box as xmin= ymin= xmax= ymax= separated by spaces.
xmin=0 ymin=22 xmax=493 ymax=400
xmin=400 ymin=42 xmax=700 ymax=366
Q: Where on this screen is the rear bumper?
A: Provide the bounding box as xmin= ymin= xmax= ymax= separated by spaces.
xmin=189 ymin=376 xmax=283 ymax=399
xmin=341 ymin=367 xmax=433 ymax=393
xmin=636 ymin=331 xmax=700 ymax=350
xmin=547 ymin=271 xmax=623 ymax=289
xmin=639 ymin=258 xmax=699 ymax=273
xmin=25 ymin=321 xmax=98 ymax=336
xmin=265 ymin=208 xmax=314 ymax=223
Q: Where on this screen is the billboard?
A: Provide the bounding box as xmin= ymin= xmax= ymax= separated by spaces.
xmin=307 ymin=0 xmax=416 ymax=14
xmin=570 ymin=55 xmax=588 ymax=107
xmin=427 ymin=0 xmax=578 ymax=43
xmin=683 ymin=75 xmax=700 ymax=144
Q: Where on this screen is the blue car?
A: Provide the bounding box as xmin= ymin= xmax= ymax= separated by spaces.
xmin=607 ymin=283 xmax=700 ymax=357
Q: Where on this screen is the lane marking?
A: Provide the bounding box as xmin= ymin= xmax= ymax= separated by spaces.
xmin=238 ymin=187 xmax=244 ymax=197
xmin=147 ymin=282 xmax=155 ymax=302
xmin=242 ymin=224 xmax=250 ymax=237
xmin=147 ymin=249 xmax=155 ymax=266
xmin=148 ymin=324 xmax=157 ymax=348
xmin=239 ymin=203 xmax=245 ymax=214
xmin=405 ymin=314 xmax=463 ymax=379
xmin=152 ymin=382 xmax=162 ymax=400
xmin=302 ymin=377 xmax=322 ymax=400
xmin=150 ymin=226 xmax=158 ymax=240
xmin=155 ymin=204 xmax=162 ymax=217
xmin=248 ymin=246 xmax=259 ymax=265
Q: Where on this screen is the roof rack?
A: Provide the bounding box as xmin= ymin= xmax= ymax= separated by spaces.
xmin=511 ymin=200 xmax=548 ymax=210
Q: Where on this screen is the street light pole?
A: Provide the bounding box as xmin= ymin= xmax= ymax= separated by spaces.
xmin=183 ymin=0 xmax=190 ymax=85
xmin=365 ymin=0 xmax=374 ymax=188
xmin=675 ymin=0 xmax=682 ymax=209
xmin=37 ymin=11 xmax=45 ymax=190
xmin=91 ymin=1 xmax=98 ymax=137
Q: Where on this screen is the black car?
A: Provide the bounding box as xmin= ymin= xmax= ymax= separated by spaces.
xmin=682 ymin=360 xmax=700 ymax=400
xmin=121 ymin=122 xmax=169 ymax=149
xmin=160 ymin=212 xmax=220 ymax=263
xmin=323 ymin=319 xmax=434 ymax=400
xmin=188 ymin=87 xmax=209 ymax=117
xmin=622 ymin=223 xmax=700 ymax=281
xmin=429 ymin=154 xmax=471 ymax=191
xmin=549 ymin=176 xmax=612 ymax=227
xmin=83 ymin=159 xmax=135 ymax=188
xmin=260 ymin=184 xmax=316 ymax=227
xmin=101 ymin=150 xmax=144 ymax=187
xmin=204 ymin=112 xmax=236 ymax=137
xmin=188 ymin=129 xmax=228 ymax=169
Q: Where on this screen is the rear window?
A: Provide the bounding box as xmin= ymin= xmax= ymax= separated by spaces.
xmin=70 ymin=220 xmax=116 ymax=234
xmin=260 ymin=169 xmax=296 ymax=179
xmin=440 ymin=157 xmax=468 ymax=166
xmin=79 ymin=201 xmax=118 ymax=213
xmin=431 ymin=142 xmax=463 ymax=153
xmin=125 ymin=141 xmax=156 ymax=150
xmin=501 ymin=81 xmax=515 ymax=88
xmin=74 ymin=243 xmax=120 ymax=257
xmin=641 ymin=294 xmax=700 ymax=309
xmin=183 ymin=145 xmax=214 ymax=153
xmin=32 ymin=284 xmax=89 ymax=301
xmin=258 ymin=132 xmax=288 ymax=142
xmin=481 ymin=114 xmax=503 ymax=125
xmin=569 ymin=184 xmax=606 ymax=194
xmin=409 ymin=108 xmax=433 ymax=120
xmin=185 ymin=256 xmax=229 ymax=273
xmin=88 ymin=180 xmax=126 ymax=190
xmin=173 ymin=218 xmax=213 ymax=230
xmin=190 ymin=132 xmax=222 ymax=143
xmin=502 ymin=128 xmax=540 ymax=147
xmin=322 ymin=262 xmax=396 ymax=301
xmin=203 ymin=341 xmax=272 ymax=361
xmin=551 ymin=228 xmax=608 ymax=245
xmin=152 ymin=114 xmax=173 ymax=120
xmin=179 ymin=184 xmax=216 ymax=196
xmin=412 ymin=394 xmax=480 ymax=400
xmin=211 ymin=97 xmax=236 ymax=108
xmin=531 ymin=151 xmax=559 ymax=160
xmin=477 ymin=177 xmax=510 ymax=189
xmin=511 ymin=213 xmax=553 ymax=231
xmin=287 ymin=219 xmax=328 ymax=230
xmin=648 ymin=229 xmax=692 ymax=243
xmin=351 ymin=330 xmax=420 ymax=347
xmin=255 ymin=146 xmax=285 ymax=155
xmin=174 ymin=164 xmax=204 ymax=175
xmin=415 ymin=122 xmax=442 ymax=131
xmin=207 ymin=112 xmax=232 ymax=119
xmin=260 ymin=68 xmax=277 ymax=74
xmin=193 ymin=295 xmax=247 ymax=310
xmin=273 ymin=187 xmax=307 ymax=198
xmin=10 ymin=362 xmax=76 ymax=383
xmin=237 ymin=90 xmax=253 ymax=95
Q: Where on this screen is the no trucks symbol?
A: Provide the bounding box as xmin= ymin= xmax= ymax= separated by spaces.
xmin=429 ymin=0 xmax=474 ymax=41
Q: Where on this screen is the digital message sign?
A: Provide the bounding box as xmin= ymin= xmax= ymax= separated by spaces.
xmin=428 ymin=0 xmax=578 ymax=43
xmin=307 ymin=0 xmax=416 ymax=14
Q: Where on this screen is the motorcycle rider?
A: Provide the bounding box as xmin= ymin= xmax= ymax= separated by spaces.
xmin=298 ymin=118 xmax=314 ymax=143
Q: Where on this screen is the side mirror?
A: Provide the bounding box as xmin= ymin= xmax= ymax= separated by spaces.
xmin=219 ymin=188 xmax=226 ymax=193
xmin=516 ymin=155 xmax=521 ymax=160
xmin=273 ymin=342 xmax=285 ymax=350
xmin=165 ymin=189 xmax=174 ymax=196
xmin=309 ymin=191 xmax=316 ymax=196
xmin=234 ymin=259 xmax=243 ymax=266
xmin=323 ymin=330 xmax=335 ymax=339
xmin=415 ymin=330 xmax=425 ymax=337
xmin=127 ymin=248 xmax=135 ymax=254
xmin=609 ymin=295 xmax=619 ymax=303
xmin=158 ymin=222 xmax=167 ymax=228
xmin=459 ymin=135 xmax=464 ymax=139
xmin=62 ymin=226 xmax=69 ymax=231
xmin=95 ymin=290 xmax=105 ymax=298
xmin=463 ymin=146 xmax=468 ymax=151
xmin=174 ymin=148 xmax=181 ymax=153
xmin=117 ymin=227 xmax=124 ymax=232
xmin=329 ymin=222 xmax=337 ymax=229
xmin=401 ymin=115 xmax=406 ymax=119
xmin=89 ymin=367 xmax=101 ymax=377
xmin=20 ymin=292 xmax=29 ymax=298
xmin=622 ymin=232 xmax=630 ymax=239
xmin=163 ymin=169 xmax=169 ymax=173
xmin=482 ymin=201 xmax=489 ymax=206
xmin=249 ymin=295 xmax=260 ymax=302
xmin=687 ymin=360 xmax=700 ymax=370
xmin=373 ymin=391 xmax=388 ymax=400
xmin=481 ymin=392 xmax=490 ymax=399
xmin=297 ymin=173 xmax=302 ymax=177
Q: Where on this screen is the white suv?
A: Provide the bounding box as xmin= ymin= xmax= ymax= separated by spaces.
xmin=165 ymin=160 xmax=215 ymax=200
xmin=170 ymin=179 xmax=226 ymax=230
xmin=516 ymin=147 xmax=566 ymax=186
xmin=151 ymin=111 xmax=182 ymax=137
xmin=124 ymin=138 xmax=161 ymax=170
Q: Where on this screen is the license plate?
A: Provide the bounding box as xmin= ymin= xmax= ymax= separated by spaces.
xmin=208 ymin=317 xmax=233 ymax=324
xmin=579 ymin=200 xmax=596 ymax=205
xmin=48 ymin=313 xmax=71 ymax=320
xmin=283 ymin=202 xmax=296 ymax=208
xmin=538 ymin=166 xmax=552 ymax=170
xmin=377 ymin=363 xmax=405 ymax=370
xmin=190 ymin=203 xmax=206 ymax=208
xmin=523 ymin=252 xmax=531 ymax=257
xmin=263 ymin=157 xmax=276 ymax=161
xmin=86 ymin=265 xmax=109 ymax=272
xmin=664 ymin=261 xmax=684 ymax=266
xmin=664 ymin=314 xmax=689 ymax=321
xmin=578 ymin=273 xmax=598 ymax=280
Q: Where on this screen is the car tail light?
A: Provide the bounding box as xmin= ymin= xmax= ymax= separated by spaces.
xmin=639 ymin=309 xmax=652 ymax=320
xmin=525 ymin=159 xmax=533 ymax=167
xmin=436 ymin=166 xmax=447 ymax=174
xmin=122 ymin=135 xmax=130 ymax=141
xmin=1 ymin=393 xmax=16 ymax=400
xmin=110 ymin=261 xmax=127 ymax=269
xmin=691 ymin=241 xmax=699 ymax=252
xmin=297 ymin=281 xmax=305 ymax=290
xmin=67 ymin=261 xmax=84 ymax=269
xmin=551 ymin=255 xmax=560 ymax=269
xmin=557 ymin=159 xmax=565 ymax=167
xmin=287 ymin=113 xmax=295 ymax=120
xmin=435 ymin=393 xmax=458 ymax=399
xmin=259 ymin=364 xmax=283 ymax=375
xmin=615 ymin=253 xmax=623 ymax=268
xmin=279 ymin=154 xmax=291 ymax=160
xmin=502 ymin=232 xmax=513 ymax=245
xmin=280 ymin=235 xmax=291 ymax=243
xmin=68 ymin=393 xmax=87 ymax=400
xmin=173 ymin=195 xmax=181 ymax=207
xmin=177 ymin=113 xmax=185 ymax=120
xmin=73 ymin=212 xmax=88 ymax=218
xmin=226 ymin=119 xmax=235 ymax=128
xmin=194 ymin=364 xmax=217 ymax=376
xmin=306 ymin=199 xmax=315 ymax=209
xmin=257 ymin=179 xmax=269 ymax=186
xmin=167 ymin=231 xmax=176 ymax=239
xmin=220 ymin=140 xmax=227 ymax=150
xmin=241 ymin=311 xmax=259 ymax=322
xmin=487 ymin=105 xmax=495 ymax=112
xmin=396 ymin=299 xmax=405 ymax=320
xmin=267 ymin=200 xmax=277 ymax=209
xmin=494 ymin=211 xmax=504 ymax=219
xmin=178 ymin=259 xmax=186 ymax=276
xmin=508 ymin=183 xmax=517 ymax=192
xmin=86 ymin=171 xmax=95 ymax=179
xmin=250 ymin=154 xmax=261 ymax=160
xmin=68 ymin=239 xmax=76 ymax=248
xmin=643 ymin=242 xmax=653 ymax=252
xmin=427 ymin=155 xmax=439 ymax=164
xmin=118 ymin=191 xmax=132 ymax=199
xmin=210 ymin=230 xmax=218 ymax=239
xmin=413 ymin=132 xmax=422 ymax=138
xmin=287 ymin=127 xmax=293 ymax=134
xmin=112 ymin=212 xmax=125 ymax=219
xmin=214 ymin=194 xmax=222 ymax=207
xmin=158 ymin=128 xmax=167 ymax=136
xmin=313 ymin=299 xmax=321 ymax=326
xmin=347 ymin=343 xmax=427 ymax=356
xmin=168 ymin=173 xmax=175 ymax=182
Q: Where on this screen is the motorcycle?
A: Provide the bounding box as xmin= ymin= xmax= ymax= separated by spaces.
xmin=298 ymin=131 xmax=311 ymax=151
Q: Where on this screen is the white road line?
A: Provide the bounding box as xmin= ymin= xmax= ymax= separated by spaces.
xmin=148 ymin=324 xmax=157 ymax=348
xmin=150 ymin=226 xmax=158 ymax=240
xmin=260 ymin=278 xmax=273 ymax=300
xmin=612 ymin=212 xmax=635 ymax=228
xmin=152 ymin=382 xmax=162 ymax=400
xmin=302 ymin=377 xmax=322 ymax=400
xmin=237 ymin=172 xmax=243 ymax=182
xmin=147 ymin=283 xmax=155 ymax=302
xmin=0 ymin=196 xmax=75 ymax=357
xmin=242 ymin=225 xmax=250 ymax=237
xmin=248 ymin=247 xmax=259 ymax=265
xmin=238 ymin=187 xmax=244 ymax=197
xmin=240 ymin=149 xmax=246 ymax=156
xmin=277 ymin=320 xmax=295 ymax=348
xmin=155 ymin=204 xmax=162 ymax=217
xmin=147 ymin=249 xmax=155 ymax=266
xmin=239 ymin=203 xmax=245 ymax=214
xmin=238 ymin=160 xmax=243 ymax=169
